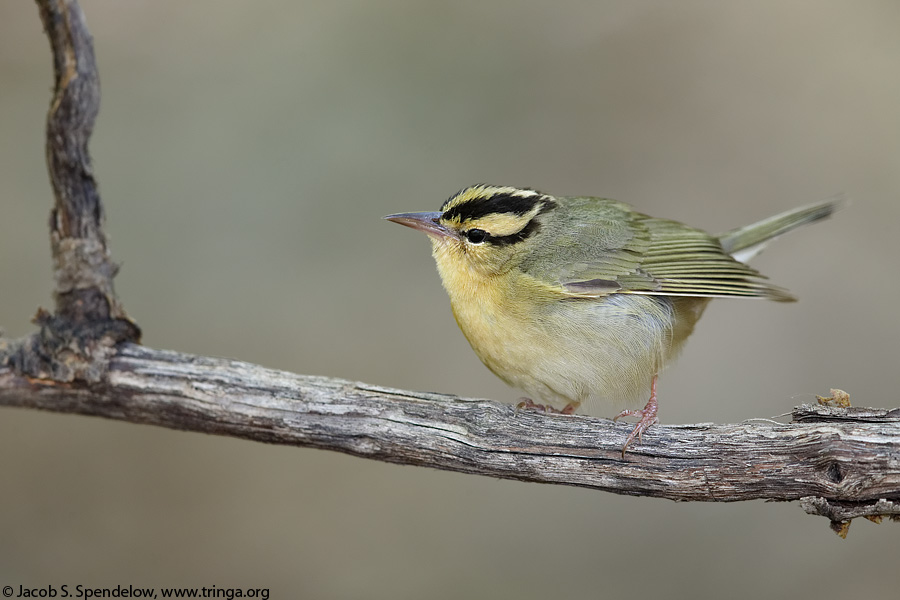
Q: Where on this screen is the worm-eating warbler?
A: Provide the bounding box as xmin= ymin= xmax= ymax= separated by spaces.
xmin=385 ymin=185 xmax=842 ymax=453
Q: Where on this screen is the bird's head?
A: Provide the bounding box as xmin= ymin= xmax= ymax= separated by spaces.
xmin=385 ymin=185 xmax=557 ymax=279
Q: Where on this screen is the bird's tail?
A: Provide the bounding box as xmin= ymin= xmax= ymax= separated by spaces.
xmin=718 ymin=193 xmax=847 ymax=264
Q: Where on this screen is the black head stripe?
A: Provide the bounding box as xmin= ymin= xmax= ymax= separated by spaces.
xmin=444 ymin=193 xmax=547 ymax=224
xmin=486 ymin=217 xmax=543 ymax=246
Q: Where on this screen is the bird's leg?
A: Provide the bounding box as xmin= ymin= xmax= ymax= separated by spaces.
xmin=612 ymin=375 xmax=660 ymax=456
xmin=516 ymin=398 xmax=580 ymax=414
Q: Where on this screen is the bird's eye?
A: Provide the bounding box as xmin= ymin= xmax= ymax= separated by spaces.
xmin=465 ymin=229 xmax=488 ymax=244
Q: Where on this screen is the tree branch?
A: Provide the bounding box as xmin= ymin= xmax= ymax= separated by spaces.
xmin=1 ymin=0 xmax=897 ymax=538
xmin=1 ymin=343 xmax=899 ymax=531
xmin=15 ymin=0 xmax=140 ymax=384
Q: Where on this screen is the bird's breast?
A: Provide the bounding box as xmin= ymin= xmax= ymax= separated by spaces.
xmin=442 ymin=270 xmax=683 ymax=413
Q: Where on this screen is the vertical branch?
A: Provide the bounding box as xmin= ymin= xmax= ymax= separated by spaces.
xmin=13 ymin=0 xmax=141 ymax=381
xmin=40 ymin=0 xmax=102 ymax=241
xmin=38 ymin=0 xmax=116 ymax=317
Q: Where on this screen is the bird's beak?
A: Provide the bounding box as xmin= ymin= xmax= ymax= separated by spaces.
xmin=383 ymin=211 xmax=452 ymax=240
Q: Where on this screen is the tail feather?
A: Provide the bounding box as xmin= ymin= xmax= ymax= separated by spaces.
xmin=718 ymin=194 xmax=847 ymax=263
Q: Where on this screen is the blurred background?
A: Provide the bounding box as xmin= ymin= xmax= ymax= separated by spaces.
xmin=2 ymin=0 xmax=899 ymax=597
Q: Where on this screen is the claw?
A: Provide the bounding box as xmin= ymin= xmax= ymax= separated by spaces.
xmin=613 ymin=375 xmax=660 ymax=457
xmin=516 ymin=398 xmax=580 ymax=414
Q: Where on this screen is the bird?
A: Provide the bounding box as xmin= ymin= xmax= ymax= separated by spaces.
xmin=385 ymin=185 xmax=843 ymax=454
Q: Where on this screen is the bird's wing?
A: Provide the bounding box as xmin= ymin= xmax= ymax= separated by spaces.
xmin=528 ymin=199 xmax=795 ymax=301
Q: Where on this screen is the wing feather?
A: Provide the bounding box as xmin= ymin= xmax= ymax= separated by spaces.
xmin=522 ymin=197 xmax=796 ymax=302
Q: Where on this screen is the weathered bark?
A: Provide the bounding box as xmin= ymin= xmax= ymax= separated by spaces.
xmin=1 ymin=343 xmax=899 ymax=532
xmin=14 ymin=0 xmax=140 ymax=385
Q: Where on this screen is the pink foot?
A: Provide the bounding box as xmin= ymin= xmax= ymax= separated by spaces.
xmin=516 ymin=398 xmax=579 ymax=415
xmin=613 ymin=375 xmax=660 ymax=456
